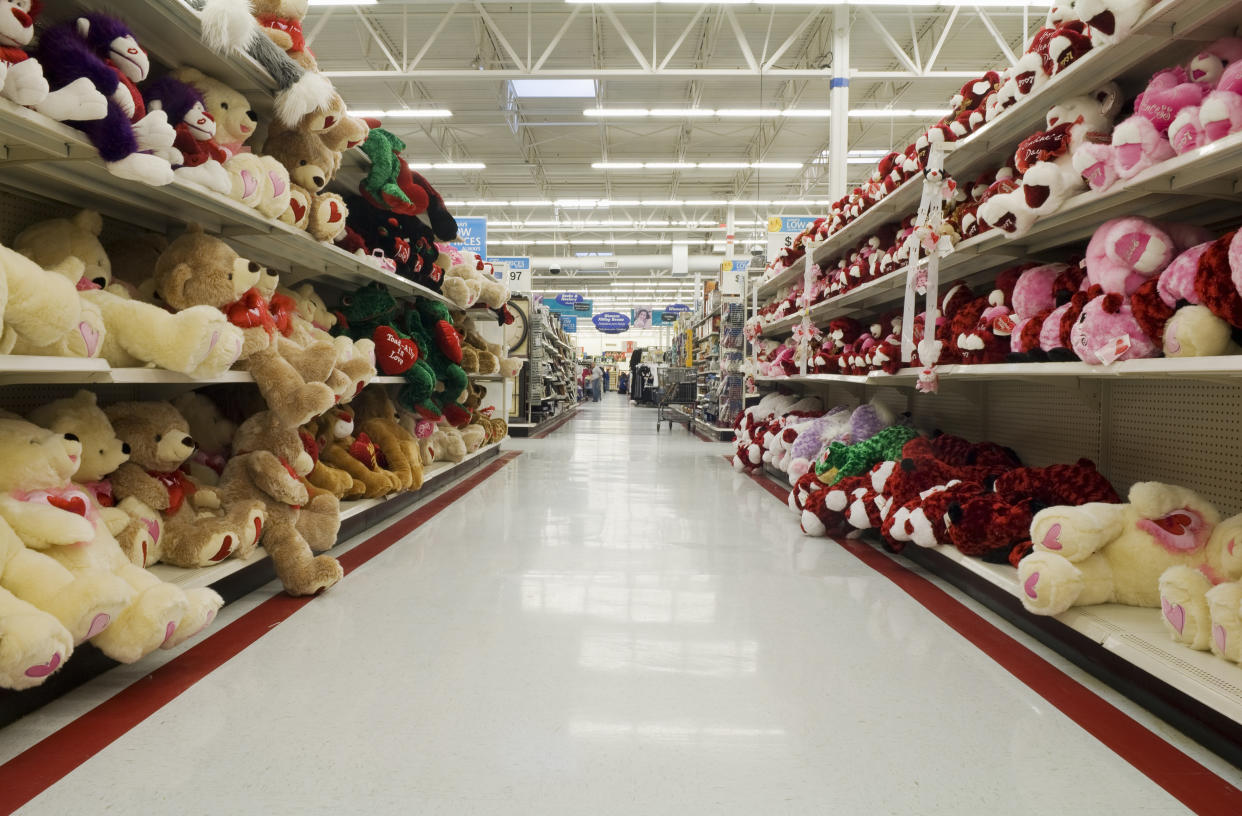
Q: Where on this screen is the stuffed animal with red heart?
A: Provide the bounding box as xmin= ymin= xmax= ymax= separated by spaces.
xmin=373 ymin=326 xmax=418 ymax=374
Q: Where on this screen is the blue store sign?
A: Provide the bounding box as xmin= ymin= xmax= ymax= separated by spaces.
xmin=449 ymin=216 xmax=487 ymax=259
xmin=665 ymin=303 xmax=690 ymax=313
xmin=560 ymin=314 xmax=577 ymax=332
xmin=593 ymin=311 xmax=630 ymax=334
xmin=555 ymin=292 xmax=582 ymax=306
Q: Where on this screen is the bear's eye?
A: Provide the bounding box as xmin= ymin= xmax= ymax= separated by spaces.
xmin=99 ymin=449 xmax=104 ymax=455
xmin=220 ymin=102 xmax=229 ymax=110
xmin=227 ymin=273 xmax=233 ymax=280
xmin=299 ymin=160 xmax=307 ymax=166
xmin=155 ymin=434 xmax=162 ymax=442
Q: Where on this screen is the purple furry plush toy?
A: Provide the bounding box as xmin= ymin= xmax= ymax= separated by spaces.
xmin=38 ymin=12 xmax=176 ymax=185
xmin=786 ymin=405 xmax=852 ymax=483
xmin=144 ymin=76 xmax=232 ymax=194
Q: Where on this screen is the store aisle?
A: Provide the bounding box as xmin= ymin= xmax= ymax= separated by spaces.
xmin=6 ymin=396 xmax=1241 ymax=815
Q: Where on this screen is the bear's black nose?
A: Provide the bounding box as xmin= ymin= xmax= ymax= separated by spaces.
xmin=183 ymin=436 xmax=195 ymax=448
xmin=64 ymin=433 xmax=78 ymax=442
xmin=121 ymin=443 xmax=131 ymax=454
xmin=248 ymin=261 xmax=261 ymax=273
xmin=313 ymin=175 xmax=325 ymax=188
xmin=246 ymin=110 xmax=257 ymax=122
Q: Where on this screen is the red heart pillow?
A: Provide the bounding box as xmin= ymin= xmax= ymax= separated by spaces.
xmin=373 ymin=326 xmax=419 ymax=374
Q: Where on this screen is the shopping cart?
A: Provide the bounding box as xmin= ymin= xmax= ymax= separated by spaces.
xmin=656 ymin=367 xmax=698 ymax=432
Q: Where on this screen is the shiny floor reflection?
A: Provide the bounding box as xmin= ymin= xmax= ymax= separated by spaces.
xmin=12 ymin=396 xmax=1228 ymax=814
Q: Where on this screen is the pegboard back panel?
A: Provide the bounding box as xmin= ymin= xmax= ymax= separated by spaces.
xmin=911 ymin=384 xmax=984 ymax=439
xmin=981 ymin=382 xmax=1103 ymax=467
xmin=1108 ymin=380 xmax=1242 ymax=515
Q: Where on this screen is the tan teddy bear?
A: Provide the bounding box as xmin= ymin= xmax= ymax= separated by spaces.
xmin=280 ymin=282 xmax=377 ymax=401
xmin=154 ymin=226 xmax=336 ymax=428
xmin=171 ymin=67 xmax=292 ymax=220
xmin=315 ymin=406 xmax=402 ymax=499
xmin=171 ymin=392 xmax=237 ymax=487
xmin=216 ymin=410 xmax=344 ymax=596
xmin=301 ymin=413 xmax=361 ymax=498
xmin=352 ymin=387 xmax=423 ymax=492
xmin=106 ymin=401 xmax=265 ymax=569
xmin=263 ymin=129 xmax=349 ymax=243
xmin=14 ymin=210 xmax=246 ymax=379
xmin=26 ymin=393 xmax=223 ymax=661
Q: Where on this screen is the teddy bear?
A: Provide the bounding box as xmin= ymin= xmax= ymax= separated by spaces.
xmin=0 ymin=240 xmax=108 ymax=358
xmin=314 ymin=405 xmax=402 ymax=499
xmin=278 ymin=282 xmax=377 ymax=402
xmin=0 ymin=524 xmax=77 ymax=690
xmin=1072 ymin=0 xmax=1158 ymax=45
xmin=440 ymin=246 xmax=510 ymax=310
xmin=1131 ymin=241 xmax=1237 ymax=358
xmin=13 ymin=210 xmax=247 ymax=378
xmin=352 ymin=387 xmax=424 ymax=492
xmin=154 ymin=226 xmax=336 ymax=427
xmin=216 ymin=410 xmax=343 ymax=596
xmin=1075 ymin=69 xmax=1200 ymax=190
xmin=301 ymin=411 xmax=362 ymax=498
xmin=250 ymin=0 xmax=316 ymax=68
xmin=143 ymin=76 xmax=234 ymax=195
xmin=170 ymin=67 xmax=292 ymax=220
xmin=1155 ymin=512 xmax=1242 ymax=658
xmin=979 ymin=85 xmax=1121 ymax=237
xmin=1170 ymin=39 xmax=1242 ymax=154
xmin=1019 ymin=481 xmax=1235 ymax=618
xmin=106 ymin=400 xmax=265 ymax=569
xmin=263 ymin=128 xmax=349 ymax=243
xmin=0 ymin=0 xmax=108 ymax=123
xmin=0 ymin=414 xmax=137 ymax=649
xmin=25 ymin=393 xmax=223 ymax=661
xmin=37 ymin=13 xmax=177 ymax=185
xmin=171 ymin=391 xmax=236 ymax=488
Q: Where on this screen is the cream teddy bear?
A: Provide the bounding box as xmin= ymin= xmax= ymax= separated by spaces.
xmin=0 ymin=415 xmax=133 ymax=646
xmin=1019 ymin=482 xmax=1236 ymax=617
xmin=0 ymin=242 xmax=103 ymax=358
xmin=0 ymin=515 xmax=77 ymax=690
xmin=279 ymin=282 xmax=377 ymax=401
xmin=437 ymin=246 xmax=510 ymax=310
xmin=26 ymin=393 xmax=224 ymax=660
xmin=12 ymin=210 xmax=245 ymax=378
xmin=1156 ymin=513 xmax=1242 ymax=660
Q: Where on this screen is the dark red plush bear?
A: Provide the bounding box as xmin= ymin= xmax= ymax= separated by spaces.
xmin=1195 ymin=230 xmax=1242 ymax=328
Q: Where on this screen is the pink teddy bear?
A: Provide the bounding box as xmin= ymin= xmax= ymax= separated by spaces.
xmin=1169 ymin=39 xmax=1242 ymax=154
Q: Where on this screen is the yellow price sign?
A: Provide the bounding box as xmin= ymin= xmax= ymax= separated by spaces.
xmin=767 ymin=216 xmax=783 ymax=232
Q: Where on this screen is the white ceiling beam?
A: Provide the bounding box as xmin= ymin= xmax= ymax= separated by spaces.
xmin=658 ymin=5 xmax=707 ymax=70
xmin=859 ymin=8 xmax=920 ymax=75
xmin=324 ymin=68 xmax=976 ymax=79
xmin=475 ymin=1 xmax=528 ymax=71
xmin=601 ymin=6 xmax=653 ymax=71
xmin=923 ymin=5 xmax=958 ymax=74
xmin=762 ymin=8 xmax=821 ymax=70
xmin=974 ymin=7 xmax=1017 ymax=65
xmin=352 ymin=7 xmax=402 ymax=73
xmin=304 ymin=7 xmax=335 ymax=50
xmin=907 ymin=9 xmax=922 ymax=73
xmin=723 ymin=7 xmax=759 ymax=72
xmin=407 ymin=3 xmax=459 ymax=71
xmin=533 ymin=5 xmax=582 ymax=71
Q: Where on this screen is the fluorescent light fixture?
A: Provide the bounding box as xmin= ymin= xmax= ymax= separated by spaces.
xmin=849 ymin=149 xmax=892 ymax=157
xmin=444 ymin=199 xmax=832 ymax=208
xmin=510 ymin=79 xmax=597 ymax=98
xmin=584 ymin=107 xmax=943 ymax=119
xmin=406 ymin=162 xmax=486 ymax=170
xmin=309 ymin=0 xmax=375 ymax=5
xmin=593 ymin=162 xmax=801 ymax=170
xmin=850 ymin=108 xmax=950 ymax=118
xmin=566 ymin=1 xmax=1050 ymax=7
xmin=348 ymin=109 xmax=451 ymax=118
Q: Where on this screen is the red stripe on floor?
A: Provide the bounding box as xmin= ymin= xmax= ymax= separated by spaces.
xmin=0 ymin=451 xmax=521 ymax=816
xmin=739 ymin=466 xmax=1242 ymax=815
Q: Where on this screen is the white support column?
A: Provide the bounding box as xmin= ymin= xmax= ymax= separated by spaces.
xmin=829 ymin=6 xmax=850 ymax=200
xmin=725 ymin=203 xmax=736 ymax=263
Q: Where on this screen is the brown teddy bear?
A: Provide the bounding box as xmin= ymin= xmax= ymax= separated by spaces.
xmin=154 ymin=226 xmax=336 ymax=428
xmin=314 ymin=406 xmax=402 ymax=499
xmin=301 ymin=412 xmax=361 ymax=498
xmin=216 ymin=410 xmax=343 ymax=596
xmin=455 ymin=317 xmax=500 ymax=375
xmin=105 ymin=401 xmax=266 ymax=569
xmin=278 ymin=282 xmax=377 ymax=403
xmin=352 ymin=387 xmax=423 ymax=492
xmin=262 ymin=128 xmax=349 ymax=243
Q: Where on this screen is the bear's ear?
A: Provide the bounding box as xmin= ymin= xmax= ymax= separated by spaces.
xmin=159 ymin=262 xmax=195 ymax=306
xmin=72 ymin=210 xmax=104 ymax=237
xmin=72 ymin=390 xmax=98 ymax=407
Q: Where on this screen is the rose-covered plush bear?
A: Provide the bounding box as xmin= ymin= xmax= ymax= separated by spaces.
xmin=27 ymin=393 xmax=222 ymax=661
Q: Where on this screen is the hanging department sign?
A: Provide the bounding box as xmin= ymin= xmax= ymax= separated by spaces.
xmin=449 ymin=216 xmax=487 ymax=259
xmin=555 ymin=293 xmax=582 ymax=307
xmin=542 ymin=297 xmax=592 ymax=315
xmin=559 ymin=314 xmax=577 ymax=332
xmin=489 ymin=256 xmax=531 ymax=292
xmin=665 ymin=303 xmax=690 ymax=314
xmin=767 ymin=215 xmax=817 ymax=259
xmin=593 ymin=312 xmax=630 ymax=334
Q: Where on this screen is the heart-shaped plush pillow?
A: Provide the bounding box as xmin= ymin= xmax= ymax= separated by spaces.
xmin=374 ymin=325 xmax=419 ymax=374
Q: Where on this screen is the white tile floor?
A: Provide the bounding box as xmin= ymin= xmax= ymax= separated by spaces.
xmin=8 ymin=395 xmax=1242 ymax=814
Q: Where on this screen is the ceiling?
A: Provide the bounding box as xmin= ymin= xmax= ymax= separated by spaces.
xmin=309 ymin=1 xmax=1044 ymax=309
